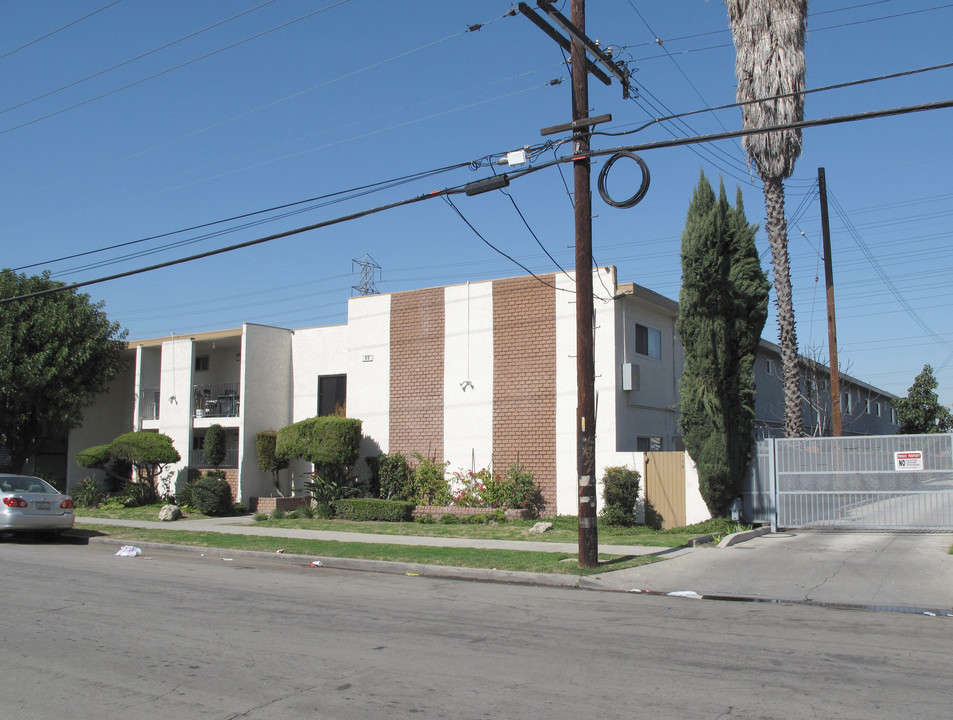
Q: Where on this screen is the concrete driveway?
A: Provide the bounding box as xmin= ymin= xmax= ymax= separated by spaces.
xmin=589 ymin=531 xmax=953 ymax=612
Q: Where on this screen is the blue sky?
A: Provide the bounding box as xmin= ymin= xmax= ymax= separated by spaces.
xmin=3 ymin=0 xmax=952 ymax=407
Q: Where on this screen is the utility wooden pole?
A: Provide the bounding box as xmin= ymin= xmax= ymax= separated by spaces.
xmin=818 ymin=167 xmax=842 ymax=436
xmin=571 ymin=0 xmax=598 ymax=568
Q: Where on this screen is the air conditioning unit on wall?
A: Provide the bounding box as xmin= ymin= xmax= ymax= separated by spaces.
xmin=621 ymin=363 xmax=639 ymax=391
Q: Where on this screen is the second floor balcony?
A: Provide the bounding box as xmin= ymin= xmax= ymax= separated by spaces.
xmin=193 ymin=382 xmax=240 ymax=419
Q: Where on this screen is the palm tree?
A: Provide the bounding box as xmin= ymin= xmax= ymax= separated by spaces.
xmin=726 ymin=0 xmax=807 ymax=437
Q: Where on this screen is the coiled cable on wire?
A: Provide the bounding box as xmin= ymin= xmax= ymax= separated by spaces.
xmin=597 ymin=151 xmax=650 ymax=208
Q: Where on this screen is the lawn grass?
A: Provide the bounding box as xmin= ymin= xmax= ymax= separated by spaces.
xmin=240 ymin=515 xmax=740 ymax=547
xmin=71 ymin=524 xmax=662 ymax=576
xmin=74 ymin=503 xmax=213 ymax=521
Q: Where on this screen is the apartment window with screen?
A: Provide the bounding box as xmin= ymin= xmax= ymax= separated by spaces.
xmin=318 ymin=374 xmax=347 ymax=417
xmin=843 ymin=391 xmax=852 ymax=414
xmin=634 ymin=323 xmax=661 ymax=360
xmin=195 ymin=355 xmax=209 ymax=372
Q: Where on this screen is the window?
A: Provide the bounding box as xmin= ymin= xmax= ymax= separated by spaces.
xmin=864 ymin=398 xmax=871 ymax=414
xmin=765 ymin=358 xmax=774 ymax=376
xmin=876 ymin=401 xmax=882 ymax=417
xmin=843 ymin=391 xmax=852 ymax=414
xmin=195 ymin=355 xmax=209 ymax=372
xmin=891 ymin=407 xmax=898 ymax=424
xmin=318 ymin=374 xmax=347 ymax=416
xmin=634 ymin=323 xmax=661 ymax=360
xmin=636 ymin=436 xmax=662 ymax=452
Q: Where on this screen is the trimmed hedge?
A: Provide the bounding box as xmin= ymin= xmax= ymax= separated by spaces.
xmin=276 ymin=416 xmax=362 ymax=468
xmin=190 ymin=472 xmax=233 ymax=516
xmin=333 ymin=498 xmax=414 ymax=522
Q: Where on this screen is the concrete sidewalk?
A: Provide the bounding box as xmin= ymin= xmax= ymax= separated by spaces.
xmin=73 ymin=516 xmax=953 ymax=613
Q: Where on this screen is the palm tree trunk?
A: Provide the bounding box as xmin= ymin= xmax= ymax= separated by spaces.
xmin=763 ymin=176 xmax=805 ymax=437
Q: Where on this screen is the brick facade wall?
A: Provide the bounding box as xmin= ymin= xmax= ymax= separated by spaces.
xmin=492 ymin=275 xmax=557 ymax=513
xmin=389 ymin=287 xmax=445 ymax=462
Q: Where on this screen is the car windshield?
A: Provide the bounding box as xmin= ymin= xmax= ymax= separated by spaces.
xmin=0 ymin=477 xmax=57 ymax=494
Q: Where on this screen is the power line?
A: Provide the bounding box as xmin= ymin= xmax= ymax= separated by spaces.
xmin=0 ymin=0 xmax=125 ymax=61
xmin=0 ymin=0 xmax=352 ymax=138
xmin=5 ymin=96 xmax=952 ymax=305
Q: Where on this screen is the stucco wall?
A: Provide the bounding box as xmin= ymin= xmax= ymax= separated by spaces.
xmin=346 ymin=293 xmax=391 ymax=472
xmin=240 ymin=324 xmax=294 ymax=500
xmin=443 ymin=281 xmax=494 ymax=475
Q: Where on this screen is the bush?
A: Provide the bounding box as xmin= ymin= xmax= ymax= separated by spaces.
xmin=232 ymin=503 xmax=246 ymax=515
xmin=122 ymin=480 xmax=158 ymax=508
xmin=276 ymin=416 xmax=362 ymax=478
xmin=70 ymin=477 xmax=103 ymax=508
xmin=378 ymin=452 xmax=413 ymax=501
xmin=487 ymin=509 xmax=506 ymax=523
xmin=414 ymin=514 xmax=436 ymax=524
xmin=190 ymin=472 xmax=233 ymax=516
xmin=600 ymin=465 xmax=641 ymax=527
xmin=203 ymin=424 xmax=227 ymax=468
xmin=253 ymin=512 xmax=268 ymax=522
xmin=505 ymin=463 xmax=542 ymax=514
xmin=440 ymin=513 xmax=460 ymax=524
xmin=412 ymin=453 xmax=451 ymax=505
xmin=176 ymin=479 xmax=195 ymax=507
xmin=98 ymin=496 xmax=128 ymax=511
xmin=271 ymin=508 xmax=287 ymax=520
xmin=460 ymin=513 xmax=488 ymax=524
xmin=334 ymin=498 xmax=414 ymax=522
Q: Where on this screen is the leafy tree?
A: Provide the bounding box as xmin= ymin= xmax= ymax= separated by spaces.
xmin=676 ymin=172 xmax=769 ymax=517
xmin=256 ymin=430 xmax=289 ymax=495
xmin=600 ymin=466 xmax=641 ymax=527
xmin=203 ymin=424 xmax=226 ymax=468
xmin=894 ymin=365 xmax=953 ymax=434
xmin=726 ymin=0 xmax=808 ymax=437
xmin=77 ymin=431 xmax=180 ymax=503
xmin=0 ymin=270 xmax=126 ymax=472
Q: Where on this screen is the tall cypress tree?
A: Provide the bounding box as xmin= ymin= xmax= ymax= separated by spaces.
xmin=677 ymin=172 xmax=769 ymax=516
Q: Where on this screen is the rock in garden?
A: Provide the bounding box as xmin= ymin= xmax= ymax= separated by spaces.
xmin=529 ymin=521 xmax=553 ymax=534
xmin=158 ymin=504 xmax=183 ymax=522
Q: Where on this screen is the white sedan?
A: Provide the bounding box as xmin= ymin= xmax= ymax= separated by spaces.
xmin=0 ymin=474 xmax=75 ymax=536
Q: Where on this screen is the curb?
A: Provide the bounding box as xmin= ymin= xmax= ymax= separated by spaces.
xmin=84 ymin=535 xmax=585 ymax=590
xmin=717 ymin=525 xmax=771 ymax=548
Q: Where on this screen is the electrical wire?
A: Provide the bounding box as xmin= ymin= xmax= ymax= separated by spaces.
xmin=0 ymin=0 xmax=124 ymax=61
xmin=0 ymin=0 xmax=352 ymax=138
xmin=0 ymin=0 xmax=282 ymax=118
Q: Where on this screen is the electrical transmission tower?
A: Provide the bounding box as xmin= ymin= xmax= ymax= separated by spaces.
xmin=351 ymin=254 xmax=382 ymax=296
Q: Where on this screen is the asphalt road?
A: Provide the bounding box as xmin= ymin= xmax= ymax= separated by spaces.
xmin=3 ymin=537 xmax=951 ymax=720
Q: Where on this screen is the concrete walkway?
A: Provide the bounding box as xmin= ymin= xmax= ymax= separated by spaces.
xmin=73 ymin=516 xmax=953 ymax=613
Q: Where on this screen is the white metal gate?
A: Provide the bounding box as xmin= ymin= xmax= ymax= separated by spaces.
xmin=743 ymin=434 xmax=953 ymax=531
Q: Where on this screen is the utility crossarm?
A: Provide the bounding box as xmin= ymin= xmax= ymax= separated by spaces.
xmin=536 ymin=0 xmax=632 ymax=97
xmin=517 ymin=2 xmax=611 ymax=86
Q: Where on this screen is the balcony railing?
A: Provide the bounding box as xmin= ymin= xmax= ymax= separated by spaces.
xmin=141 ymin=388 xmax=161 ymax=420
xmin=193 ymin=382 xmax=240 ymax=418
xmin=191 ymin=448 xmax=239 ymax=469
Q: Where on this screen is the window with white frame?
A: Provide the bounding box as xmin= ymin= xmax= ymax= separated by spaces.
xmin=843 ymin=391 xmax=852 ymax=414
xmin=634 ymin=323 xmax=661 ymax=360
xmin=876 ymin=401 xmax=882 ymax=417
xmin=765 ymin=358 xmax=774 ymax=376
xmin=891 ymin=407 xmax=898 ymax=424
xmin=864 ymin=398 xmax=871 ymax=414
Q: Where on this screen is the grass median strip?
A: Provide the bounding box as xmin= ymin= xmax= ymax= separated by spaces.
xmin=71 ymin=524 xmax=663 ymax=576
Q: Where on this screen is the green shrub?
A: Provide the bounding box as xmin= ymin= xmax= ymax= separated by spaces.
xmin=189 ymin=473 xmax=233 ymax=516
xmin=255 ymin=430 xmax=288 ymax=493
xmin=271 ymin=508 xmax=287 ymax=520
xmin=296 ymin=503 xmax=316 ymax=519
xmin=176 ymin=479 xmax=195 ymax=507
xmin=440 ymin=513 xmax=460 ymax=524
xmin=98 ymin=496 xmax=128 ymax=511
xmin=378 ymin=452 xmax=413 ymax=501
xmin=505 ymin=463 xmax=542 ymax=514
xmin=70 ymin=477 xmax=103 ymax=508
xmin=600 ymin=465 xmax=641 ymax=527
xmin=232 ymin=503 xmax=246 ymax=515
xmin=122 ymin=480 xmax=158 ymax=508
xmin=203 ymin=424 xmax=227 ymax=468
xmin=460 ymin=513 xmax=488 ymax=525
xmin=412 ymin=453 xmax=451 ymax=505
xmin=334 ymin=498 xmax=414 ymax=522
xmin=276 ymin=416 xmax=362 ymax=480
xmin=253 ymin=512 xmax=268 ymax=522
xmin=487 ymin=509 xmax=506 ymax=523
xmin=286 ymin=507 xmax=304 ymax=519
xmin=414 ymin=514 xmax=436 ymax=524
